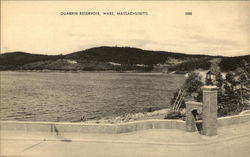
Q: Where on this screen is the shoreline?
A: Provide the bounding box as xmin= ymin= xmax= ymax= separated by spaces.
xmin=0 ymin=69 xmax=186 ymax=75
xmin=82 ymin=108 xmax=170 ymax=124
xmin=1 ymin=108 xmax=249 ymax=124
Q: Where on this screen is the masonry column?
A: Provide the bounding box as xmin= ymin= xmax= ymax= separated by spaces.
xmin=201 ymin=86 xmax=218 ymax=136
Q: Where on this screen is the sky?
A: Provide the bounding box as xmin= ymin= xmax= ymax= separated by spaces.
xmin=1 ymin=1 xmax=249 ymax=56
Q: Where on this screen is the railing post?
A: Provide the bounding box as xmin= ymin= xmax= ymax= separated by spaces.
xmin=201 ymin=86 xmax=218 ymax=136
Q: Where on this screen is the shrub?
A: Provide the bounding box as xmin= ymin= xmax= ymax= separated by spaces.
xmin=169 ymin=71 xmax=203 ymax=112
xmin=164 ymin=112 xmax=182 ymax=119
xmin=217 ymin=61 xmax=250 ymax=116
xmin=169 ymin=59 xmax=250 ymax=118
xmin=183 ymin=71 xmax=204 ymax=97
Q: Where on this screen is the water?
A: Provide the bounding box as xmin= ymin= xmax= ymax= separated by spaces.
xmin=0 ymin=71 xmax=185 ymax=122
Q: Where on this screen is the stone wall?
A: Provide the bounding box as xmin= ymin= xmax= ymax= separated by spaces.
xmin=1 ymin=111 xmax=249 ymax=134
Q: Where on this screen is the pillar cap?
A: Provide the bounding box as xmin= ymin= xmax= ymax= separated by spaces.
xmin=186 ymin=101 xmax=203 ymax=106
xmin=201 ymin=85 xmax=218 ymax=91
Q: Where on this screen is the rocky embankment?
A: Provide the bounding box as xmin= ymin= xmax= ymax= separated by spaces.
xmin=85 ymin=109 xmax=170 ymax=124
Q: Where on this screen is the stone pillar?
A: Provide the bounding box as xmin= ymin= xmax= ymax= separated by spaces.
xmin=201 ymin=86 xmax=218 ymax=136
xmin=186 ymin=101 xmax=202 ymax=132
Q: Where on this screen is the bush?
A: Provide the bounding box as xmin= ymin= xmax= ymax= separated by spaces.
xmin=169 ymin=71 xmax=203 ymax=114
xmin=217 ymin=62 xmax=250 ymax=116
xmin=183 ymin=71 xmax=204 ymax=97
xmin=164 ymin=112 xmax=182 ymax=119
xmin=169 ymin=59 xmax=250 ymax=118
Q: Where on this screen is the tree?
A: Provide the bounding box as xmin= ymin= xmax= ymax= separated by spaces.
xmin=169 ymin=71 xmax=203 ymax=111
xmin=217 ymin=60 xmax=250 ymax=116
xmin=168 ymin=59 xmax=250 ymax=118
xmin=183 ymin=71 xmax=204 ymax=97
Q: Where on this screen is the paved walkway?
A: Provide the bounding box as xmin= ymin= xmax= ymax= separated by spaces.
xmin=1 ymin=122 xmax=249 ymax=157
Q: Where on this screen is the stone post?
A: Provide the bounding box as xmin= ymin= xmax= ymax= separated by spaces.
xmin=186 ymin=101 xmax=202 ymax=132
xmin=201 ymin=86 xmax=218 ymax=136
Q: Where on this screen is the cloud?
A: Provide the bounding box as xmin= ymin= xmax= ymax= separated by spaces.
xmin=192 ymin=34 xmax=239 ymax=46
xmin=1 ymin=1 xmax=249 ymax=56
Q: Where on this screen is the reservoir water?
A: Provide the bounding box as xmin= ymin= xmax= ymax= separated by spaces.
xmin=0 ymin=71 xmax=185 ymax=122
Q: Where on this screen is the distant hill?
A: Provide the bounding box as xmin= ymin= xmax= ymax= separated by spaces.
xmin=1 ymin=46 xmax=249 ymax=72
xmin=0 ymin=52 xmax=63 ymax=70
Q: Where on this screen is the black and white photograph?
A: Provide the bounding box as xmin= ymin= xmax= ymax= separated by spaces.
xmin=0 ymin=0 xmax=249 ymax=156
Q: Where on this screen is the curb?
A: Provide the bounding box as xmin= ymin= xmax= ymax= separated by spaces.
xmin=2 ymin=132 xmax=249 ymax=146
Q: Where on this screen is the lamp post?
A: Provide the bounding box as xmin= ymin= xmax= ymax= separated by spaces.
xmin=202 ymin=70 xmax=218 ymax=136
xmin=206 ymin=70 xmax=215 ymax=85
